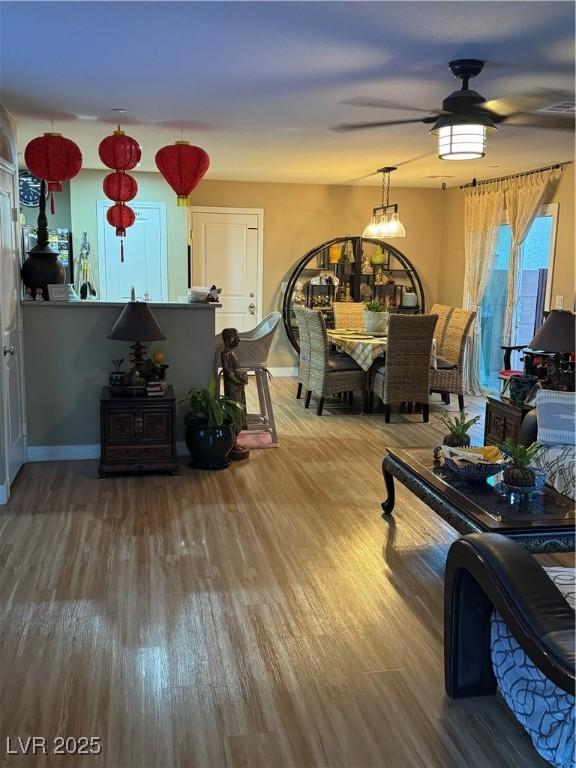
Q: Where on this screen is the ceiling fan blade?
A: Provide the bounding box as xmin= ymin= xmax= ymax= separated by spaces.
xmin=501 ymin=112 xmax=575 ymax=130
xmin=332 ymin=118 xmax=430 ymax=132
xmin=483 ymin=89 xmax=573 ymax=117
xmin=344 ymin=152 xmax=435 ymax=183
xmin=340 ymin=97 xmax=442 ymax=115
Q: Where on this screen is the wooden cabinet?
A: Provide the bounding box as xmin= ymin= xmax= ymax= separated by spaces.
xmin=98 ymin=386 xmax=178 ymax=476
xmin=484 ymin=396 xmax=531 ymax=446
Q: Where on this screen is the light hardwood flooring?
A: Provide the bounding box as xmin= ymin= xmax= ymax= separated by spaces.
xmin=0 ymin=380 xmax=560 ymax=767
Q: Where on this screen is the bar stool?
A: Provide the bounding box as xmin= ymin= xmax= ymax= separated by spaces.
xmin=215 ymin=312 xmax=281 ymax=444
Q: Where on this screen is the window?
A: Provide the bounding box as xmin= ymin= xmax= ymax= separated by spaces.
xmin=479 ymin=204 xmax=558 ymax=394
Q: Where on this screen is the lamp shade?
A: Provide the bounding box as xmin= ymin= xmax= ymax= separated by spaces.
xmin=528 ymin=310 xmax=575 ymax=353
xmin=108 ymin=302 xmax=166 ymax=342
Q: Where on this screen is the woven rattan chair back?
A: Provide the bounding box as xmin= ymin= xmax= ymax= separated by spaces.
xmin=332 ymin=302 xmax=365 ymax=331
xmin=440 ymin=308 xmax=476 ymax=367
xmin=374 ymin=313 xmax=438 ymax=407
xmin=430 ymin=304 xmax=453 ymax=356
xmin=293 ymin=305 xmax=311 ymax=392
xmin=304 ymin=307 xmax=330 ymax=393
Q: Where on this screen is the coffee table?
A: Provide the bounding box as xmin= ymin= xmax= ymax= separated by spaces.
xmin=381 ymin=447 xmax=575 ymax=553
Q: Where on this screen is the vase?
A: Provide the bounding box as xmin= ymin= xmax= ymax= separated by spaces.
xmin=185 ymin=423 xmax=236 ymax=470
xmin=365 ymin=310 xmax=389 ymax=334
xmin=443 ymin=434 xmax=471 ymax=448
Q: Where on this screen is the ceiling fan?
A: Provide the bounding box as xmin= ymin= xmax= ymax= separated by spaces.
xmin=333 ymin=59 xmax=575 ymax=160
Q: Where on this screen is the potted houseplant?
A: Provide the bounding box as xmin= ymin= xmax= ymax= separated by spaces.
xmin=364 ymin=299 xmax=389 ymax=334
xmin=182 ymin=379 xmax=244 ymax=470
xmin=440 ymin=410 xmax=481 ymax=447
xmin=498 ymin=439 xmax=544 ymax=488
xmin=109 ymin=358 xmax=125 ymax=387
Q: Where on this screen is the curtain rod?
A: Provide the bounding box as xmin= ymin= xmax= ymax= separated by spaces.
xmin=459 ymin=161 xmax=570 ymax=189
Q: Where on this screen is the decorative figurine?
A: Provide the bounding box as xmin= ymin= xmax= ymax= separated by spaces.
xmin=221 ymin=327 xmax=250 ymax=461
xmin=207 ymin=285 xmax=221 ymax=302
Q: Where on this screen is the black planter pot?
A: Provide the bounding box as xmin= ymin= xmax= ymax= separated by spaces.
xmin=185 ymin=423 xmax=235 ymax=470
xmin=443 ymin=433 xmax=471 ymax=448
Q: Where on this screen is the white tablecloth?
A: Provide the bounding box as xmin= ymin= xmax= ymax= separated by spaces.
xmin=328 ymin=330 xmax=437 ymax=372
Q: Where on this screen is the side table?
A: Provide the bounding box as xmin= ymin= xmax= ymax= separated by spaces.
xmin=484 ymin=396 xmax=532 ymax=446
xmin=99 ymin=386 xmax=178 ymax=476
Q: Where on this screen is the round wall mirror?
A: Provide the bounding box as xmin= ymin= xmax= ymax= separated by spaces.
xmin=282 ymin=236 xmax=425 ymax=352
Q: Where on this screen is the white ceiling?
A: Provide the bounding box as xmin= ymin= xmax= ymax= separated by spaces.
xmin=1 ymin=1 xmax=574 ymax=187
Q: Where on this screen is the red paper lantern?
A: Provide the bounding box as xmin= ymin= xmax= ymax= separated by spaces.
xmin=103 ymin=171 xmax=138 ymax=202
xmin=155 ymin=140 xmax=210 ymax=206
xmin=107 ymin=204 xmax=135 ymax=237
xmin=98 ymin=130 xmax=141 ymax=170
xmin=24 ymin=132 xmax=82 ymax=213
xmin=99 ymin=127 xmax=140 ymax=261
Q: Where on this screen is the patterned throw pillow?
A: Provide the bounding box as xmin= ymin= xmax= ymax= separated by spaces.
xmin=536 ymin=390 xmax=576 ymax=446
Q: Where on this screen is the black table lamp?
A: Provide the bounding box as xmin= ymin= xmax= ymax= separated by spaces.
xmin=527 ymin=309 xmax=575 ymax=390
xmin=108 ymin=301 xmax=166 ymax=370
xmin=528 ymin=309 xmax=575 ymax=353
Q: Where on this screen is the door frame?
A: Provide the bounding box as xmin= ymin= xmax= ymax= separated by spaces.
xmin=0 ymin=157 xmax=28 ymax=503
xmin=189 ymin=206 xmax=264 ymax=323
xmin=97 ymin=200 xmax=169 ymax=302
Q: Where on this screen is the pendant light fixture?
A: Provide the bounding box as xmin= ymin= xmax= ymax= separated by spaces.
xmin=363 ymin=167 xmax=406 ymax=239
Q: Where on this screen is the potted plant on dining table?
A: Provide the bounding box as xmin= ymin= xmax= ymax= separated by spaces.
xmin=364 ymin=299 xmax=389 ymax=334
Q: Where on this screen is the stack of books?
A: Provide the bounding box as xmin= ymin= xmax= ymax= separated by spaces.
xmin=146 ymin=381 xmax=168 ymax=398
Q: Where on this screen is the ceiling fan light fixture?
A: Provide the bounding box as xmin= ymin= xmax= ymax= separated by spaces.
xmin=430 ymin=112 xmax=497 ymax=161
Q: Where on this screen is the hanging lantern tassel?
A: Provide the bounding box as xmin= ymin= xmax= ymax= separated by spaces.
xmin=50 ymin=191 xmax=55 ymax=215
xmin=120 ymin=238 xmax=124 ymax=263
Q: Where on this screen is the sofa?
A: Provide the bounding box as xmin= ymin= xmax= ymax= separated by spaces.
xmin=445 ymin=534 xmax=575 ymax=768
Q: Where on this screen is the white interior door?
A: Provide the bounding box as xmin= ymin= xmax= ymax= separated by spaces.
xmin=190 ymin=209 xmax=262 ymax=334
xmin=97 ymin=201 xmax=168 ymax=302
xmin=0 ymin=166 xmax=26 ymax=495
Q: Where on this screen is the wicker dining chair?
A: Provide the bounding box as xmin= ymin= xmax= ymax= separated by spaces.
xmin=430 ymin=307 xmax=476 ymax=411
xmin=332 ymin=301 xmax=365 ymax=331
xmin=303 ymin=307 xmax=365 ymax=416
xmin=430 ymin=304 xmax=453 ymax=350
xmin=371 ymin=313 xmax=438 ymax=423
xmin=293 ymin=305 xmax=311 ymax=400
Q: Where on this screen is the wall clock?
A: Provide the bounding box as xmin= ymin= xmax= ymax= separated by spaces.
xmin=19 ymin=171 xmax=42 ymax=207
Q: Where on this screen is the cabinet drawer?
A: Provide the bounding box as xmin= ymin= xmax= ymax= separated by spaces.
xmin=104 ymin=444 xmax=174 ymax=462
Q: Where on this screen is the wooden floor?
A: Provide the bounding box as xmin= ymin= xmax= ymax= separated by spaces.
xmin=1 ymin=380 xmax=555 ymax=767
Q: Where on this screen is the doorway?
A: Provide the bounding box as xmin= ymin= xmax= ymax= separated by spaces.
xmin=190 ymin=207 xmax=263 ymax=334
xmin=0 ymin=164 xmax=26 ymax=502
xmin=97 ymin=201 xmax=168 ymax=302
xmin=479 ymin=204 xmax=558 ymax=393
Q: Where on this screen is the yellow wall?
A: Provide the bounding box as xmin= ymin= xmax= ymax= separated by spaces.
xmin=70 ymin=164 xmax=573 ymax=368
xmin=71 ymin=171 xmax=445 ymax=367
xmin=438 ymin=163 xmax=575 ymax=309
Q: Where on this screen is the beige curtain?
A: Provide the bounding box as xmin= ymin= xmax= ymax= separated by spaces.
xmin=463 ymin=182 xmax=505 ymax=395
xmin=501 ymin=167 xmax=562 ymax=344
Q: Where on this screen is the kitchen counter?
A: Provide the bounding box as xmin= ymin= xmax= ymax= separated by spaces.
xmin=21 ymin=301 xmax=218 ymax=457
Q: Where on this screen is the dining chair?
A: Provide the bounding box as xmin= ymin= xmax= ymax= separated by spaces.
xmin=430 ymin=304 xmax=453 ymax=351
xmin=370 ymin=313 xmax=438 ymax=423
xmin=430 ymin=307 xmax=476 ymax=411
xmin=293 ymin=305 xmax=311 ymax=400
xmin=332 ymin=301 xmax=365 ymax=331
xmin=303 ymin=307 xmax=365 ymax=416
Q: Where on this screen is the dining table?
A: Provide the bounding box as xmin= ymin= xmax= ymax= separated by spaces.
xmin=327 ymin=328 xmax=438 ymax=372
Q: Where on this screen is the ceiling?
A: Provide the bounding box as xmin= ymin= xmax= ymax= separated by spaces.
xmin=1 ymin=1 xmax=574 ymax=188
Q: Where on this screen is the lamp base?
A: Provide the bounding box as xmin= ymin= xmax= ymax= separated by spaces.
xmin=130 ymin=341 xmax=147 ymax=370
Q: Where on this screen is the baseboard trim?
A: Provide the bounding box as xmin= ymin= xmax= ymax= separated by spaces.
xmin=0 ymin=483 xmax=7 ymax=505
xmin=27 ymin=444 xmax=100 ymax=462
xmin=27 ymin=443 xmax=191 ymax=462
xmin=268 ymin=367 xmax=297 ymax=377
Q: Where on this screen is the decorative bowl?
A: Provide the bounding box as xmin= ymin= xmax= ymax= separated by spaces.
xmin=187 ymin=286 xmax=210 ymax=302
xmin=442 ymin=446 xmax=508 ymax=482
